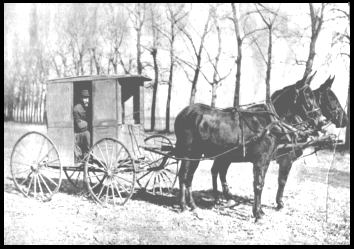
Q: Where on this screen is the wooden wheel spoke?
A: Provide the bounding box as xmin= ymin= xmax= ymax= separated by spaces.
xmin=19 ymin=171 xmax=33 ymax=186
xmin=115 ymin=179 xmax=130 ymax=194
xmin=26 ymin=175 xmax=34 ymax=196
xmin=14 ymin=149 xmax=27 ymax=161
xmin=144 ymin=170 xmax=155 ymax=189
xmin=105 ymin=183 xmax=109 ymax=205
xmin=86 ymin=173 xmax=106 ymax=179
xmin=37 ymin=147 xmax=56 ymax=167
xmin=14 ymin=168 xmax=32 ymax=177
xmin=111 ymin=184 xmax=116 ymax=207
xmin=157 ymin=174 xmax=163 ymax=195
xmin=110 ymin=143 xmax=115 ymax=169
xmin=38 ymin=173 xmax=53 ymax=195
xmin=152 ymin=172 xmax=157 ymax=195
xmin=97 ymin=185 xmax=105 ymax=201
xmin=34 ymin=175 xmax=37 ymax=198
xmin=40 ymin=172 xmax=58 ymax=187
xmin=97 ymin=144 xmax=108 ymax=168
xmin=12 ymin=161 xmax=33 ymax=168
xmin=164 ymin=168 xmax=177 ymax=175
xmin=43 ymin=158 xmax=60 ymax=165
xmin=89 ymin=153 xmax=107 ymax=170
xmin=37 ymin=174 xmax=44 ymax=198
xmin=36 ymin=137 xmax=46 ymax=164
xmin=114 ymin=182 xmax=123 ymax=203
xmin=160 ymin=172 xmax=171 ymax=193
xmin=115 ymin=175 xmax=134 ymax=185
xmin=137 ymin=170 xmax=152 ymax=182
xmin=87 ymin=162 xmax=106 ymax=172
xmin=104 ymin=140 xmax=110 ymax=169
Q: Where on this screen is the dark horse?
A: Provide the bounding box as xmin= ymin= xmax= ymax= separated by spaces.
xmin=174 ymin=72 xmax=323 ymax=221
xmin=210 ymin=74 xmax=347 ymax=212
xmin=275 ymin=75 xmax=348 ymax=209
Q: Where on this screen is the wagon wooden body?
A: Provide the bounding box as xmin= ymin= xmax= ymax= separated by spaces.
xmin=10 ymin=75 xmax=179 ymax=206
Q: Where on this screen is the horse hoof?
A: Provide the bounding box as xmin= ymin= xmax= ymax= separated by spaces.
xmin=260 ymin=208 xmax=265 ymax=215
xmin=276 ymin=203 xmax=284 ymax=211
xmin=225 ymin=199 xmax=236 ymax=208
xmin=192 ymin=209 xmax=204 ymax=220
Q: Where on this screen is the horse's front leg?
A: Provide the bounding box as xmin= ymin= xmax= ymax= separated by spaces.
xmin=178 ymin=160 xmax=188 ymax=212
xmin=252 ymin=159 xmax=270 ymax=221
xmin=211 ymin=161 xmax=221 ymax=205
xmin=275 ymin=149 xmax=301 ymax=210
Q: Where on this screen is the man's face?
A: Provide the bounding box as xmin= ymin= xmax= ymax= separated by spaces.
xmin=82 ymin=97 xmax=89 ymax=108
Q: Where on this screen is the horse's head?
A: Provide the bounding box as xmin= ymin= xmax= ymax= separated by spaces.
xmin=292 ymin=71 xmax=324 ymax=129
xmin=314 ymin=75 xmax=348 ymax=128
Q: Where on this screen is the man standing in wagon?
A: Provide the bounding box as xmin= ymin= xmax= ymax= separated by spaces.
xmin=74 ymin=90 xmax=91 ymax=163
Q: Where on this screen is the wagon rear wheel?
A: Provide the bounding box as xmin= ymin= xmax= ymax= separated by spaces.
xmin=10 ymin=131 xmax=62 ymax=202
xmin=84 ymin=138 xmax=136 ymax=206
xmin=137 ymin=135 xmax=179 ymax=196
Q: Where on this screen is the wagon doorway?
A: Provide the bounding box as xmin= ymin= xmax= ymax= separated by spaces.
xmin=73 ymin=81 xmax=93 ymax=147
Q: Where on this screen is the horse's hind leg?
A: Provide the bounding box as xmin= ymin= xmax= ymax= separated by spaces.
xmin=185 ymin=157 xmax=201 ymax=211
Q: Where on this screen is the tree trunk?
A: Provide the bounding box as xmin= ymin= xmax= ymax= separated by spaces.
xmin=137 ymin=28 xmax=143 ymax=75
xmin=189 ymin=66 xmax=200 ymax=105
xmin=150 ymin=48 xmax=158 ymax=131
xmin=189 ymin=10 xmax=211 ymax=105
xmin=231 ymin=3 xmax=242 ymax=108
xmin=166 ymin=50 xmax=174 ymax=133
xmin=265 ymin=27 xmax=272 ymax=103
xmin=304 ymin=3 xmax=324 ymax=78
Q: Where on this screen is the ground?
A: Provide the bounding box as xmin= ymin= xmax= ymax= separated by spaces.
xmin=4 ymin=122 xmax=350 ymax=244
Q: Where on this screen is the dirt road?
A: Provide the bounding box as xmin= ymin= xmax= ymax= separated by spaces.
xmin=4 ymin=122 xmax=350 ymax=244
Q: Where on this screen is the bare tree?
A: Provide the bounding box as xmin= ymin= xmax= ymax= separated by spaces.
xmin=250 ymin=3 xmax=285 ymax=103
xmin=230 ymin=3 xmax=243 ymax=107
xmin=103 ymin=3 xmax=130 ymax=74
xmin=158 ymin=3 xmax=190 ymax=132
xmin=199 ymin=4 xmax=235 ymax=107
xmin=127 ymin=3 xmax=147 ymax=75
xmin=144 ymin=3 xmax=164 ymax=131
xmin=303 ymin=3 xmax=328 ymax=78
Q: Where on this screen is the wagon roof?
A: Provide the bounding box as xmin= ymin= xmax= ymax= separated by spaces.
xmin=46 ymin=74 xmax=151 ymax=84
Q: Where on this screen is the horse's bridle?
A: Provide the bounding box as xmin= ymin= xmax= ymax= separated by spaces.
xmin=317 ymin=88 xmax=342 ymax=123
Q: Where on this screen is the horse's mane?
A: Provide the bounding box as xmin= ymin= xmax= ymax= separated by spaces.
xmin=271 ymin=85 xmax=293 ymax=102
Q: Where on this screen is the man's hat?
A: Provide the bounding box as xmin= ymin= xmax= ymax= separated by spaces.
xmin=81 ymin=90 xmax=90 ymax=97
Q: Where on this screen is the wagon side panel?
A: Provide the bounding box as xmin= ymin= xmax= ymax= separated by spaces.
xmin=92 ymin=79 xmax=118 ymax=144
xmin=46 ymin=82 xmax=74 ymax=166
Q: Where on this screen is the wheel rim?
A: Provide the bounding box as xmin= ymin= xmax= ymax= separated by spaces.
xmin=137 ymin=135 xmax=179 ymax=196
xmin=10 ymin=131 xmax=62 ymax=201
xmin=84 ymin=138 xmax=136 ymax=206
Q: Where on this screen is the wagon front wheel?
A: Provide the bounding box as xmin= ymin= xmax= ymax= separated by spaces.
xmin=10 ymin=131 xmax=62 ymax=202
xmin=84 ymin=138 xmax=136 ymax=206
xmin=137 ymin=135 xmax=179 ymax=196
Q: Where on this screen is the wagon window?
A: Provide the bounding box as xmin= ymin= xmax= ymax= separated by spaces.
xmin=121 ymin=83 xmax=140 ymax=125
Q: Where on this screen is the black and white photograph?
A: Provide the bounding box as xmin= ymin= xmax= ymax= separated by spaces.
xmin=4 ymin=3 xmax=350 ymax=245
